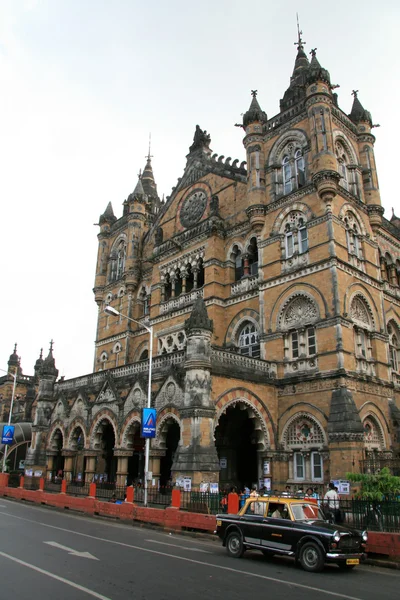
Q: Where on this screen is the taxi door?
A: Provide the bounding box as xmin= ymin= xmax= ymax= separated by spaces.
xmin=240 ymin=499 xmax=267 ymax=548
xmin=261 ymin=502 xmax=294 ymax=554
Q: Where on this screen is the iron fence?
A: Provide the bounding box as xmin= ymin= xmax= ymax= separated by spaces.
xmin=66 ymin=481 xmax=90 ymax=497
xmin=95 ymin=484 xmax=125 ymax=502
xmin=359 ymin=457 xmax=400 ymax=476
xmin=132 ymin=485 xmax=173 ymax=507
xmin=7 ymin=473 xmax=21 ymax=488
xmin=321 ymin=498 xmax=400 ymax=533
xmin=180 ymin=490 xmax=224 ymax=515
xmin=44 ymin=478 xmax=62 ymax=494
xmin=23 ymin=476 xmax=40 ymax=491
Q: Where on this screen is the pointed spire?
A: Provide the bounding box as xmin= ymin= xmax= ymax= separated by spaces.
xmin=291 ymin=17 xmax=309 ymax=82
xmin=243 ymin=90 xmax=268 ymax=127
xmin=8 ymin=343 xmax=19 ymax=367
xmin=99 ymin=201 xmax=117 ymax=225
xmin=185 ymin=298 xmax=213 ymax=332
xmin=41 ymin=339 xmax=59 ymax=378
xmin=132 ymin=174 xmax=146 ymax=198
xmin=306 ymin=48 xmax=331 ymax=85
xmin=280 ymin=21 xmax=310 ymax=111
xmin=141 ymin=136 xmax=158 ymax=199
xmin=349 ymin=90 xmax=372 ymax=126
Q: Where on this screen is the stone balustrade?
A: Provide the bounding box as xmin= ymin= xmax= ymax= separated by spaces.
xmin=231 ymin=275 xmax=258 ymax=296
xmin=160 ymin=288 xmax=204 ymax=314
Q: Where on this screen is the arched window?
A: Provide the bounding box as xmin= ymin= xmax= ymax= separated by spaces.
xmin=363 ymin=416 xmax=385 ymax=451
xmin=295 ymin=149 xmax=305 ymax=188
xmin=335 ymin=141 xmax=355 ymax=193
xmin=247 ymin=237 xmax=259 ymax=276
xmin=164 ymin=274 xmax=172 ymax=301
xmin=197 ymin=258 xmax=205 ymax=288
xmin=344 ymin=212 xmax=362 ymax=259
xmin=186 ymin=263 xmax=194 ymax=293
xmin=116 ymin=241 xmax=126 ymax=279
xmin=283 ymin=415 xmax=325 ymax=483
xmin=238 ymin=322 xmax=260 ymax=358
xmin=99 ymin=352 xmax=108 ymax=371
xmin=388 ymin=323 xmax=400 ymax=372
xmin=113 ymin=342 xmax=122 ymax=367
xmin=350 ymin=295 xmax=375 ymax=374
xmin=231 ymin=245 xmax=244 ymax=281
xmin=139 ymin=349 xmax=149 ymax=361
xmin=282 ymin=155 xmax=292 ymax=195
xmin=281 ymin=212 xmax=309 ymax=260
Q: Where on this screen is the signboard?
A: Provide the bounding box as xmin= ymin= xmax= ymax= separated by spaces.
xmin=183 ymin=477 xmax=192 ymax=492
xmin=263 ymin=460 xmax=271 ymax=476
xmin=141 ymin=408 xmax=157 ymax=438
xmin=333 ymin=479 xmax=351 ymax=495
xmin=25 ymin=468 xmax=33 ymax=477
xmin=34 ymin=470 xmax=43 ymax=478
xmin=209 ymin=483 xmax=219 ymax=494
xmin=200 ymin=482 xmax=209 ymax=493
xmin=219 ymin=458 xmax=227 ymax=469
xmin=1 ymin=425 xmax=15 ymax=445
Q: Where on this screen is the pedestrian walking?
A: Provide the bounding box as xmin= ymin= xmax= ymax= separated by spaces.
xmin=323 ymin=482 xmax=339 ymax=523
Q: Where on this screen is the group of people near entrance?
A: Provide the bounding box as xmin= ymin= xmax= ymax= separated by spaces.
xmin=220 ymin=481 xmax=343 ymax=523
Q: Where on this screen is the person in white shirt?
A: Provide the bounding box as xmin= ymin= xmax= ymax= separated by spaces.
xmin=324 ymin=482 xmax=340 ymax=523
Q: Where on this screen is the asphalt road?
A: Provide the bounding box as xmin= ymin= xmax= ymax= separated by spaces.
xmin=0 ymin=498 xmax=399 ymax=600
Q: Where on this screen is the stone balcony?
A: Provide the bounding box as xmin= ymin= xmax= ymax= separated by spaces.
xmin=160 ymin=288 xmax=204 ymax=314
xmin=231 ymin=275 xmax=259 ymax=296
xmin=211 ymin=348 xmax=277 ymax=377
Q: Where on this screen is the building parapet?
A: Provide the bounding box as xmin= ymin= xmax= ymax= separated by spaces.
xmin=231 ymin=275 xmax=259 ymax=296
xmin=160 ymin=288 xmax=204 ymax=314
xmin=211 ymin=348 xmax=277 ymax=377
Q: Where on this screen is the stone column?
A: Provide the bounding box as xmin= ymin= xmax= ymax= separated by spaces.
xmin=114 ymin=449 xmax=132 ymax=487
xmin=84 ymin=453 xmax=98 ymax=483
xmin=172 ymin=298 xmax=220 ymax=486
xmin=46 ymin=453 xmax=55 ymax=480
xmin=62 ymin=452 xmax=74 ymax=482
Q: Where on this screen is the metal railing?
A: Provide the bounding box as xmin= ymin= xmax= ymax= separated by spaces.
xmin=95 ymin=484 xmax=125 ymax=502
xmin=132 ymin=485 xmax=173 ymax=507
xmin=321 ymin=499 xmax=400 ymax=533
xmin=44 ymin=478 xmax=62 ymax=494
xmin=66 ymin=481 xmax=90 ymax=497
xmin=180 ymin=490 xmax=223 ymax=515
xmin=23 ymin=476 xmax=41 ymax=491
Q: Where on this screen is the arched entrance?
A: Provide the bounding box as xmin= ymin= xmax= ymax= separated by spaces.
xmin=159 ymin=419 xmax=180 ymax=486
xmin=124 ymin=421 xmax=145 ymax=485
xmin=215 ymin=403 xmax=263 ymax=490
xmin=95 ymin=420 xmax=117 ymax=483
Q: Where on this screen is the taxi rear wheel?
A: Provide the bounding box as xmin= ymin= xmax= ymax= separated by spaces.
xmin=299 ymin=542 xmax=325 ymax=573
xmin=226 ymin=531 xmax=244 ymax=558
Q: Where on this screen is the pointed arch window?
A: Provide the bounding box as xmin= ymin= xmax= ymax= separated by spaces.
xmin=282 ymin=155 xmax=292 ymax=195
xmin=237 ymin=322 xmax=260 ymax=358
xmin=295 ymin=149 xmax=305 ymax=188
xmin=116 ymin=241 xmax=126 ymax=279
xmin=113 ymin=342 xmax=122 ymax=367
xmin=282 ymin=212 xmax=309 ymax=260
xmin=344 ymin=212 xmax=362 ymax=260
xmin=388 ymin=324 xmax=400 ymax=372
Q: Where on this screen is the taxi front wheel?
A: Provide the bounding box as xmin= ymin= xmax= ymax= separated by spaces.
xmin=226 ymin=531 xmax=244 ymax=558
xmin=299 ymin=542 xmax=325 ymax=573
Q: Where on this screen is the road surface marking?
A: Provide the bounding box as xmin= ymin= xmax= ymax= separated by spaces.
xmin=146 ymin=539 xmax=211 ymax=553
xmin=0 ymin=551 xmax=110 ymax=600
xmin=0 ymin=511 xmax=365 ymax=600
xmin=44 ymin=541 xmax=98 ymax=560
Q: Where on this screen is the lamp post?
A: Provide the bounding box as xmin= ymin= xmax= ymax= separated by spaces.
xmin=0 ymin=368 xmax=18 ymax=473
xmin=104 ymin=305 xmax=153 ymax=506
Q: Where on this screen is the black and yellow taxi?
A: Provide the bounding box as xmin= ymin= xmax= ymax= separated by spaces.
xmin=216 ymin=496 xmax=367 ymax=573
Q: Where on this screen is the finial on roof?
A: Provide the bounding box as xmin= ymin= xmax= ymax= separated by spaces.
xmin=294 ymin=13 xmax=306 ymax=50
xmin=349 ymin=90 xmax=372 ymax=126
xmin=243 ymin=91 xmax=268 ymax=127
xmin=8 ymin=343 xmax=19 ymax=366
xmin=146 ymin=133 xmax=153 ymax=162
xmin=310 ymin=48 xmax=317 ymax=58
xmin=49 ymin=340 xmax=54 ymax=354
xmin=99 ymin=201 xmax=116 ymax=225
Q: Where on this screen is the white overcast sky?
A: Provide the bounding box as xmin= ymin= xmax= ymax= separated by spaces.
xmin=0 ymin=0 xmax=399 ymax=379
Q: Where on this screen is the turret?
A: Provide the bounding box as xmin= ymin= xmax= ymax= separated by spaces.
xmin=7 ymin=343 xmax=19 ymax=376
xmin=141 ymin=141 xmax=161 ymax=214
xmin=280 ymin=29 xmax=310 ymax=111
xmin=94 ymin=202 xmax=116 ymax=304
xmin=304 ymin=48 xmax=340 ymax=210
xmin=242 ymin=91 xmax=268 ymax=229
xmin=34 ymin=348 xmax=43 ymax=382
xmin=348 ymin=91 xmax=382 ymax=227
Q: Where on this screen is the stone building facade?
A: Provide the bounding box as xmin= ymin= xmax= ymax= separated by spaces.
xmin=25 ymin=36 xmax=400 ymax=491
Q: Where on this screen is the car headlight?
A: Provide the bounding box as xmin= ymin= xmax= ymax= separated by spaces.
xmin=333 ymin=531 xmax=341 ymax=543
xmin=362 ymin=531 xmax=368 ymax=543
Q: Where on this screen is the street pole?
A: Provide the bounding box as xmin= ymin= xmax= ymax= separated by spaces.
xmin=1 ymin=369 xmax=17 ymax=473
xmin=104 ymin=306 xmax=153 ymax=507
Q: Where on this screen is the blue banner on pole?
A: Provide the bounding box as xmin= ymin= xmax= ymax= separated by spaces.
xmin=2 ymin=425 xmax=15 ymax=445
xmin=141 ymin=408 xmax=156 ymax=438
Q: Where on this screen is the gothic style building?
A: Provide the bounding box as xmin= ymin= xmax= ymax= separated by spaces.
xmin=24 ymin=35 xmax=400 ymax=490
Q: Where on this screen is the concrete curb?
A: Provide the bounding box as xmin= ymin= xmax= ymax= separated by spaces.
xmin=364 ymin=558 xmax=400 ymax=570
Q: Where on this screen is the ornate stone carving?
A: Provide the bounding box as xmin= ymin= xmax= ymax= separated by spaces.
xmin=350 ymin=296 xmax=369 ymax=326
xmin=180 ymin=190 xmax=207 ymax=228
xmin=189 ymin=125 xmax=211 ymax=153
xmin=283 ymin=296 xmax=318 ymax=328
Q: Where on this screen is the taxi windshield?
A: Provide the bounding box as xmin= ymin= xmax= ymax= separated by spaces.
xmin=291 ymin=503 xmax=324 ymax=521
